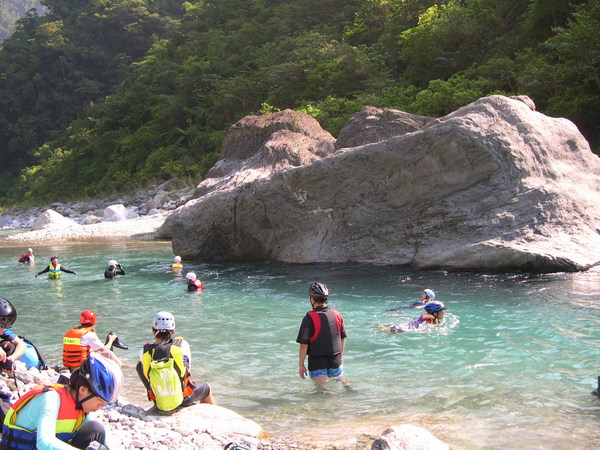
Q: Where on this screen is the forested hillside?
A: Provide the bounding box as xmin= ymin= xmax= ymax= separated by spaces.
xmin=0 ymin=0 xmax=598 ymax=204
xmin=0 ymin=0 xmax=44 ymax=41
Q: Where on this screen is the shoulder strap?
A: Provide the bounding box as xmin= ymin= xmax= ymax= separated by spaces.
xmin=307 ymin=310 xmax=321 ymax=343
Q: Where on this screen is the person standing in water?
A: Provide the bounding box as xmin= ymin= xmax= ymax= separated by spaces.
xmin=104 ymin=260 xmax=125 ymax=279
xmin=36 ymin=255 xmax=77 ymax=279
xmin=185 ymin=272 xmax=204 ymax=291
xmin=296 ymin=283 xmax=351 ymax=392
xmin=17 ymin=248 xmax=35 ymax=264
xmin=172 ymin=256 xmax=183 ymax=270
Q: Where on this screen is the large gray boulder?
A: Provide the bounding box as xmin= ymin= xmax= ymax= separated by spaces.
xmin=158 ymin=95 xmax=600 ymax=272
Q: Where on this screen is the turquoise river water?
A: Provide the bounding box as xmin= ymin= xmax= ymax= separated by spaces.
xmin=0 ymin=240 xmax=598 ymax=449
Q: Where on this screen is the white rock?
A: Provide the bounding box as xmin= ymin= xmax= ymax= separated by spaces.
xmin=371 ymin=424 xmax=449 ymax=450
xmin=103 ymin=204 xmax=128 ymax=222
xmin=32 ymin=209 xmax=81 ymax=231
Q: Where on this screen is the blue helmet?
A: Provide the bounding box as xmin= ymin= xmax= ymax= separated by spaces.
xmin=424 ymin=301 xmax=446 ymax=314
xmin=80 ymin=353 xmax=123 ymax=403
xmin=423 ymin=289 xmax=435 ymax=300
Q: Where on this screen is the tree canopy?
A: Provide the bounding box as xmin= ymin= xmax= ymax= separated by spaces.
xmin=0 ymin=0 xmax=598 ymax=204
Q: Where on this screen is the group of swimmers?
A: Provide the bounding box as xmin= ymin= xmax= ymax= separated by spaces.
xmin=380 ymin=288 xmax=447 ymax=333
xmin=21 ymin=250 xmax=204 ymax=292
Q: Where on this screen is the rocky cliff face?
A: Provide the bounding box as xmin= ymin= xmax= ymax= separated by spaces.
xmin=158 ymin=96 xmax=600 ymax=272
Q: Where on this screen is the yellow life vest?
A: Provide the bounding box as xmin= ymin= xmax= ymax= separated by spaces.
xmin=47 ymin=263 xmax=61 ymax=279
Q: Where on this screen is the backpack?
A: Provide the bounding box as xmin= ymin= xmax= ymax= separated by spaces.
xmin=146 ymin=342 xmax=185 ymax=411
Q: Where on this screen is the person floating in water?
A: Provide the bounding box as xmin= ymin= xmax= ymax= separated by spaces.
xmin=381 ymin=301 xmax=447 ymax=333
xmin=36 ymin=255 xmax=77 ymax=279
xmin=17 ymin=248 xmax=35 ymax=264
xmin=172 ymin=256 xmax=183 ymax=270
xmin=296 ymin=283 xmax=351 ymax=392
xmin=104 ymin=260 xmax=125 ymax=279
xmin=387 ymin=288 xmax=436 ymax=312
xmin=185 ymin=272 xmax=204 ymax=291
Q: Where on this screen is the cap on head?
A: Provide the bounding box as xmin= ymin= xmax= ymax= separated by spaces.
xmin=108 ymin=260 xmax=118 ymax=267
xmin=0 ymin=297 xmax=17 ymax=329
xmin=80 ymin=310 xmax=97 ymax=326
xmin=174 ymin=256 xmax=182 ymax=263
xmin=50 ymin=255 xmax=58 ymax=261
xmin=185 ymin=272 xmax=196 ymax=281
xmin=424 ymin=301 xmax=446 ymax=314
xmin=423 ymin=289 xmax=435 ymax=300
xmin=27 ymin=248 xmax=33 ymax=253
xmin=308 ymin=282 xmax=329 ymax=299
xmin=153 ymin=311 xmax=175 ymax=331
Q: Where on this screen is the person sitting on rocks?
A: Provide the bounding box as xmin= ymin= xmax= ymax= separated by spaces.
xmin=36 ymin=255 xmax=77 ymax=279
xmin=63 ymin=310 xmax=122 ymax=372
xmin=104 ymin=260 xmax=125 ymax=279
xmin=136 ymin=311 xmax=215 ymax=413
xmin=185 ymin=272 xmax=204 ymax=291
xmin=0 ymin=298 xmax=26 ymax=375
xmin=17 ymin=248 xmax=35 ymax=264
xmin=0 ymin=353 xmax=122 ymax=450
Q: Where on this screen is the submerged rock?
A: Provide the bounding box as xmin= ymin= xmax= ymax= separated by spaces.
xmin=159 ymin=95 xmax=600 ymax=272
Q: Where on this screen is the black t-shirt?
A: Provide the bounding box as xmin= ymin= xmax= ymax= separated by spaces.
xmin=296 ymin=305 xmax=346 ymax=356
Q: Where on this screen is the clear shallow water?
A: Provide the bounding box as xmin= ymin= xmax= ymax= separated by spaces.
xmin=0 ymin=241 xmax=599 ymax=449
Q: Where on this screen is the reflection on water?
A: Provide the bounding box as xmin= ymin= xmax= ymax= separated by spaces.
xmin=0 ymin=241 xmax=599 ymax=449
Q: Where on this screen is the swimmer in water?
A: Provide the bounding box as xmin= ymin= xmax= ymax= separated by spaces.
xmin=387 ymin=288 xmax=436 ymax=312
xmin=381 ymin=301 xmax=446 ymax=333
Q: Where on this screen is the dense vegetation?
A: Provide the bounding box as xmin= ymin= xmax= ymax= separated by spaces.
xmin=0 ymin=0 xmax=44 ymax=41
xmin=0 ymin=0 xmax=598 ymax=204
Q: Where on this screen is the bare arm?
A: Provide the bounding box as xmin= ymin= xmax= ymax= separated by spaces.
xmin=298 ymin=344 xmax=308 ymax=379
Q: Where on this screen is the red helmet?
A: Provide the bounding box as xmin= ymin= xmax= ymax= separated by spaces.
xmin=80 ymin=310 xmax=96 ymax=326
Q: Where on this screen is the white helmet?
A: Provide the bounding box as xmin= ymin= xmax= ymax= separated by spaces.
xmin=108 ymin=260 xmax=118 ymax=267
xmin=174 ymin=256 xmax=182 ymax=263
xmin=27 ymin=248 xmax=33 ymax=253
xmin=185 ymin=272 xmax=197 ymax=281
xmin=153 ymin=311 xmax=175 ymax=330
xmin=423 ymin=289 xmax=436 ymax=300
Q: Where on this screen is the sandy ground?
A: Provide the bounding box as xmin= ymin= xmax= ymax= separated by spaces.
xmin=0 ymin=213 xmax=169 ymax=245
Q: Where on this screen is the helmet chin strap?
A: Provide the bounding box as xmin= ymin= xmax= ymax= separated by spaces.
xmin=74 ymin=386 xmax=97 ymax=410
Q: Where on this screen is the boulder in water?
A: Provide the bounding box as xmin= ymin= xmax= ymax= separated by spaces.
xmin=160 ymin=95 xmax=600 ymax=272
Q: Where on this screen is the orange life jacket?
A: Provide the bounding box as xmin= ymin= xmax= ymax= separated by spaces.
xmin=1 ymin=383 xmax=85 ymax=448
xmin=62 ymin=326 xmax=95 ymax=368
